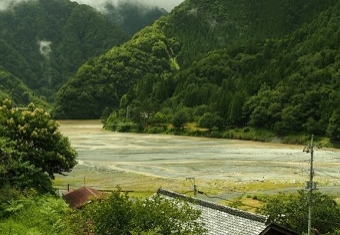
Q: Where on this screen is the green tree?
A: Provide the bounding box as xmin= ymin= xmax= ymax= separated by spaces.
xmin=172 ymin=110 xmax=189 ymax=130
xmin=227 ymin=91 xmax=247 ymax=127
xmin=258 ymin=190 xmax=340 ymax=234
xmin=74 ymin=190 xmax=133 ymax=234
xmin=0 ymin=99 xmax=77 ymax=192
xmin=131 ymin=194 xmax=206 ymax=234
xmin=198 ymin=112 xmax=224 ymax=131
xmin=242 ymin=84 xmax=276 ymax=128
xmin=70 ymin=190 xmax=206 ymax=235
xmin=327 ymin=108 xmax=340 ymax=141
xmin=0 ymin=138 xmax=52 ymax=193
xmin=152 ymin=111 xmax=167 ymax=125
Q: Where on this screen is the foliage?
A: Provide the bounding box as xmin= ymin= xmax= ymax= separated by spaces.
xmin=198 ymin=112 xmax=224 ymax=131
xmin=103 ymin=111 xmax=138 ymax=132
xmin=0 ymin=138 xmax=53 ymax=193
xmin=258 ymin=190 xmax=340 ymax=234
xmin=151 ymin=111 xmax=168 ymax=125
xmin=101 ymin=0 xmax=340 ymax=141
xmin=53 ymin=22 xmax=178 ymax=119
xmin=69 ymin=190 xmax=206 ymax=235
xmin=0 ymin=98 xmax=77 ymax=193
xmin=103 ymin=1 xmax=167 ymax=36
xmin=0 ymin=0 xmax=129 ymax=102
xmin=327 ymin=108 xmax=340 ymax=142
xmin=164 ymin=0 xmax=336 ymax=67
xmin=0 ymin=185 xmax=28 ymax=219
xmin=172 ymin=110 xmax=189 ymax=130
xmin=0 ymin=190 xmax=72 ymax=235
xmin=0 ymin=69 xmax=49 ymax=108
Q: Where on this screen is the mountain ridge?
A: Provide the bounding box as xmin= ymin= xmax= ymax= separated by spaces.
xmin=0 ymin=0 xmax=166 ymax=105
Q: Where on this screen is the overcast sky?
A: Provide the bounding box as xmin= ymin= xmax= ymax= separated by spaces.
xmin=0 ymin=0 xmax=185 ymax=12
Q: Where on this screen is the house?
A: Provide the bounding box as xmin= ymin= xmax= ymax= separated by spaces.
xmin=62 ymin=186 xmax=102 ymax=209
xmin=157 ymin=188 xmax=299 ymax=235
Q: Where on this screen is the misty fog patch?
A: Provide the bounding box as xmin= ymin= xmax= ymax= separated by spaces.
xmin=38 ymin=40 xmax=52 ymax=58
xmin=0 ymin=0 xmax=39 ymax=11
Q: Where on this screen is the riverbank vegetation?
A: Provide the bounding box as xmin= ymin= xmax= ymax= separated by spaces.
xmin=103 ymin=115 xmax=334 ymax=147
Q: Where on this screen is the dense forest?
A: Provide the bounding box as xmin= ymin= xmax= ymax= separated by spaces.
xmin=0 ymin=0 xmax=166 ymax=105
xmin=2 ymin=0 xmax=340 ymax=141
xmin=53 ymin=0 xmax=340 ymax=142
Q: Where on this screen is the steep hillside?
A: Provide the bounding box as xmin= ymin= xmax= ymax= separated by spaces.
xmin=0 ymin=0 xmax=166 ymax=106
xmin=54 ymin=0 xmax=339 ymax=127
xmin=103 ymin=1 xmax=167 ymax=36
xmin=165 ymin=0 xmax=337 ymax=67
xmin=53 ymin=23 xmax=178 ymax=119
xmin=0 ymin=69 xmax=49 ymax=108
xmin=0 ymin=0 xmax=128 ymax=103
xmin=162 ymin=0 xmax=340 ymax=139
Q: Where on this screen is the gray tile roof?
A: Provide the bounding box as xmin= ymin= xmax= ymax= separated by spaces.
xmin=157 ymin=188 xmax=269 ymax=235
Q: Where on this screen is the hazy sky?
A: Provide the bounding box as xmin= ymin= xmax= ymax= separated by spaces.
xmin=0 ymin=0 xmax=185 ymax=12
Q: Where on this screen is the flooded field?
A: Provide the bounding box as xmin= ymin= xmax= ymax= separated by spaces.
xmin=56 ymin=120 xmax=340 ymax=196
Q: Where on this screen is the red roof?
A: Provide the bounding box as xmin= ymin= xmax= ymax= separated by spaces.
xmin=62 ymin=187 xmax=102 ymax=209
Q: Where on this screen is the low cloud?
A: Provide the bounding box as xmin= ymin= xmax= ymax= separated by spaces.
xmin=0 ymin=0 xmax=35 ymax=10
xmin=38 ymin=40 xmax=52 ymax=59
xmin=0 ymin=0 xmax=184 ymax=12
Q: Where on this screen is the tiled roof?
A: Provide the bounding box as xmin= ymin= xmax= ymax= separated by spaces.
xmin=62 ymin=187 xmax=102 ymax=209
xmin=157 ymin=189 xmax=298 ymax=235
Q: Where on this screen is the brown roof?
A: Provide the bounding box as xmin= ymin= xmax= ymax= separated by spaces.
xmin=62 ymin=187 xmax=102 ymax=209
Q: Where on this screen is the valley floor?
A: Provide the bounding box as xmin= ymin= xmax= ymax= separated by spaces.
xmin=56 ymin=120 xmax=340 ymax=199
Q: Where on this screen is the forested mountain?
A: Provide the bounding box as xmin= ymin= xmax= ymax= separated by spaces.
xmin=0 ymin=70 xmax=49 ymax=108
xmin=103 ymin=1 xmax=167 ymax=36
xmin=53 ymin=0 xmax=340 ymax=140
xmin=0 ymin=0 xmax=166 ymax=106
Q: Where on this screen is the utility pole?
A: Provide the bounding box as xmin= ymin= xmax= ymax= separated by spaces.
xmin=307 ymin=134 xmax=314 ymax=235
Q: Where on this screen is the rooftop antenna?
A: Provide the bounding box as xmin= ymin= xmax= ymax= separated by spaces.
xmin=186 ymin=177 xmax=197 ymax=197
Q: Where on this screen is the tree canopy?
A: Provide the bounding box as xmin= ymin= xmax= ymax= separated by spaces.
xmin=0 ymin=98 xmax=77 ymax=193
xmin=69 ymin=190 xmax=207 ymax=235
xmin=258 ymin=190 xmax=340 ymax=234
